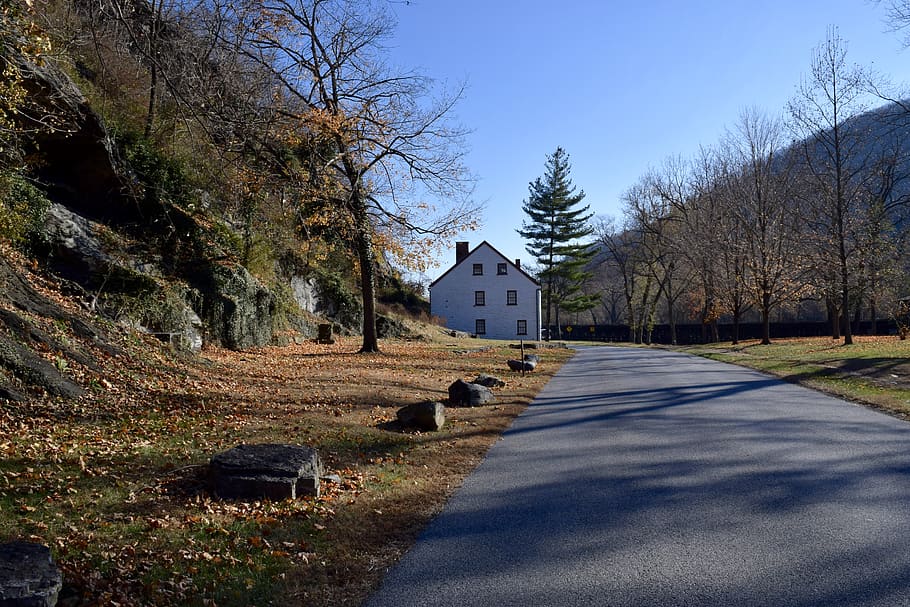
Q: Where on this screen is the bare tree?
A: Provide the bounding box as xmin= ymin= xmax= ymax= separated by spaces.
xmin=679 ymin=146 xmax=730 ymax=343
xmin=587 ymin=251 xmax=627 ymax=325
xmin=725 ymin=109 xmax=805 ymax=345
xmin=619 ymin=178 xmax=685 ymax=344
xmin=855 ymin=138 xmax=910 ymax=332
xmin=788 ymin=28 xmax=874 ymax=345
xmin=883 ymin=0 xmax=910 ymax=45
xmin=647 ymin=159 xmax=696 ymax=346
xmin=222 ymin=0 xmax=479 ymax=352
xmin=594 ymin=215 xmax=655 ymax=344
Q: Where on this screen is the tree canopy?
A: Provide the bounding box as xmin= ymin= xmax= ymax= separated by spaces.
xmin=517 ymin=147 xmax=596 ymax=337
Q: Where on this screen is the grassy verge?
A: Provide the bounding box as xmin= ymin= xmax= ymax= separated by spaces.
xmin=672 ymin=336 xmax=910 ymax=418
xmin=0 ymin=333 xmax=572 ymax=606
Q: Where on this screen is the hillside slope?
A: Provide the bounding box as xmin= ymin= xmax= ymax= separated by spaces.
xmin=0 ymin=51 xmax=413 ymax=398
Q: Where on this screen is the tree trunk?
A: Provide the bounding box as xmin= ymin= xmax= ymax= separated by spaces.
xmin=664 ymin=274 xmax=677 ymax=346
xmin=700 ymin=297 xmax=710 ymax=344
xmin=760 ymin=291 xmax=771 ymax=345
xmin=841 ymin=284 xmax=853 ymax=345
xmin=353 ymin=204 xmax=379 ymax=353
xmin=644 ymin=292 xmax=659 ymax=346
xmin=145 ymin=62 xmax=157 ymax=139
xmin=827 ymin=296 xmax=841 ymax=340
xmin=144 ymin=0 xmax=162 ymax=139
xmin=870 ymin=297 xmax=878 ymax=335
xmin=624 ymin=291 xmax=635 ymax=344
xmin=543 ymin=273 xmax=553 ymax=341
xmin=668 ymin=304 xmax=677 ymax=345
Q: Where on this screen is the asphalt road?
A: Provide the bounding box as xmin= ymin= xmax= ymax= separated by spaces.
xmin=363 ymin=346 xmax=910 ymax=607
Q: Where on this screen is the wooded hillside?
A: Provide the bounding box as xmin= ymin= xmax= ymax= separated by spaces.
xmin=585 ymin=33 xmax=910 ymax=348
xmin=0 ymin=0 xmax=472 ymax=396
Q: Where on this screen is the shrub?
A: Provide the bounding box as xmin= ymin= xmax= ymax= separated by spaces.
xmin=116 ymin=129 xmax=196 ymax=211
xmin=0 ymin=172 xmax=50 ymax=249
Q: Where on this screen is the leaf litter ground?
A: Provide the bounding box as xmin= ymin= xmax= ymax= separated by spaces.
xmin=0 ymin=330 xmax=572 ymax=606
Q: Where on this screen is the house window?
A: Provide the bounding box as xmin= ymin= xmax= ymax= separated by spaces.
xmin=517 ymin=320 xmax=528 ymax=335
xmin=474 ymin=291 xmax=486 ymax=306
xmin=472 ymin=263 xmax=483 ymax=275
xmin=506 ymin=290 xmax=517 ymax=306
xmin=497 ymin=262 xmax=508 ymax=275
xmin=475 ymin=319 xmax=486 ymax=335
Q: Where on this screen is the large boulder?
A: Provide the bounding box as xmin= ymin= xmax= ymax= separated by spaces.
xmin=210 ymin=444 xmax=324 ymax=500
xmin=397 ymin=401 xmax=445 ymax=431
xmin=0 ymin=541 xmax=63 ymax=607
xmin=447 ymin=379 xmax=494 ymax=407
xmin=40 ymin=204 xmax=206 ymax=351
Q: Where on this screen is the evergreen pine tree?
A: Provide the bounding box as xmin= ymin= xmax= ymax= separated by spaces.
xmin=517 ymin=147 xmax=597 ymax=338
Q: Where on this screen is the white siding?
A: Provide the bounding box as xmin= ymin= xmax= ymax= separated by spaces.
xmin=430 ymin=243 xmax=541 ymax=341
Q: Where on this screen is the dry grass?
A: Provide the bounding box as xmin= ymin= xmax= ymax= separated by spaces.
xmin=0 ymin=329 xmax=572 ymax=606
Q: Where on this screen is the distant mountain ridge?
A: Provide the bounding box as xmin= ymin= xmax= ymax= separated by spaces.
xmin=794 ymin=99 xmax=910 ymax=229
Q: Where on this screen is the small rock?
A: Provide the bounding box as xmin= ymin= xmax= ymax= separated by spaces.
xmin=507 ymin=359 xmax=537 ymax=372
xmin=0 ymin=541 xmax=63 ymax=607
xmin=397 ymin=401 xmax=446 ymax=431
xmin=448 ymin=379 xmax=494 ymax=407
xmin=316 ymin=323 xmax=335 ymax=345
xmin=473 ymin=374 xmax=506 ymax=388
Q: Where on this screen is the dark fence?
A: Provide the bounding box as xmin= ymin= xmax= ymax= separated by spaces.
xmin=549 ymin=320 xmax=899 ymax=345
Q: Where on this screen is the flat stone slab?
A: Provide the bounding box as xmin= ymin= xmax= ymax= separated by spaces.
xmin=210 ymin=443 xmax=324 ymax=501
xmin=0 ymin=541 xmax=62 ymax=607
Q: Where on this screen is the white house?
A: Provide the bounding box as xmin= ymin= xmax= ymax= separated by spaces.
xmin=429 ymin=241 xmax=541 ymax=341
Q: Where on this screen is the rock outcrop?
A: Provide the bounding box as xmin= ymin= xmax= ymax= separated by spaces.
xmin=3 ymin=50 xmax=419 ymax=381
xmin=0 ymin=254 xmax=115 ymax=398
xmin=189 ymin=262 xmax=275 ymax=350
xmin=18 ymin=54 xmax=129 ymax=225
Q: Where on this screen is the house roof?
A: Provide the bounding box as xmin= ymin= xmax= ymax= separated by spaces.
xmin=429 ymin=241 xmax=540 ymax=288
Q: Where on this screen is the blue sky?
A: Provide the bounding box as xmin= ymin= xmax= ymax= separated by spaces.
xmin=387 ymin=1 xmax=910 ymax=282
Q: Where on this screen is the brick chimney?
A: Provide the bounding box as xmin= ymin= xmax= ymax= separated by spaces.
xmin=515 ymin=259 xmax=521 ymax=269
xmin=456 ymin=241 xmax=469 ymax=264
